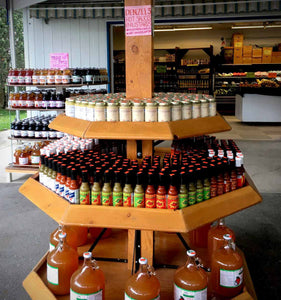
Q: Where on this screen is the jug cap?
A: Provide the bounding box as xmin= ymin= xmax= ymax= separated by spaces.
xmin=83 ymin=252 xmax=92 ymax=259
xmin=187 ymin=250 xmax=196 ymax=257
xmin=223 ymin=234 xmax=232 ymax=240
xmin=58 ymin=232 xmax=67 ymax=239
xmin=139 ymin=257 xmax=148 ymax=265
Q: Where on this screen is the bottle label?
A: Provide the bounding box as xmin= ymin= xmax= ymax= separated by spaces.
xmin=34 ymin=100 xmax=42 ymax=108
xmin=80 ymin=190 xmax=90 ymax=205
xmin=56 ymin=100 xmax=64 ymax=108
xmin=69 ymin=189 xmax=80 ymax=204
xmin=210 ymin=185 xmax=217 ymax=197
xmin=231 ymin=178 xmax=237 ymax=191
xmin=40 ymin=76 xmax=47 ymax=85
xmin=167 ymin=194 xmax=179 ymax=209
xmin=42 ymin=131 xmax=48 ymax=138
xmin=86 ymin=75 xmax=93 ymax=82
xmin=203 ymin=187 xmax=210 ymax=200
xmin=31 ymin=155 xmax=40 ymax=164
xmin=19 ymin=157 xmax=29 ymax=165
xmin=64 ymin=186 xmax=69 ymax=199
xmin=188 ymin=191 xmax=196 ymax=205
xmin=224 ymin=181 xmax=231 ymax=193
xmin=62 ymin=75 xmax=70 ymax=84
xmin=102 ymin=192 xmax=112 ymax=206
xmin=91 ymin=191 xmax=101 ymax=205
xmin=174 ymin=284 xmax=207 ymax=300
xmin=47 ymin=75 xmax=55 ymax=84
xmin=21 ymin=130 xmax=28 ymax=137
xmin=134 ymin=193 xmax=144 ymax=208
xmin=220 ymin=267 xmax=243 ymax=288
xmin=25 ymin=76 xmax=32 ymax=84
xmin=196 ymin=188 xmax=204 ymax=203
xmin=72 ymin=75 xmax=81 ymax=83
xmin=70 ymin=289 xmax=103 ymax=300
xmin=145 ymin=193 xmax=156 ymax=208
xmin=47 ymin=263 xmax=58 ymax=285
xmin=55 ymin=181 xmax=60 ymax=194
xmin=237 ymin=175 xmax=243 ymax=188
xmin=32 ymin=75 xmax=39 ymax=84
xmin=59 ymin=184 xmax=65 ymax=197
xmin=12 ymin=76 xmax=18 ymax=84
xmin=18 ymin=76 xmax=25 ymax=84
xmin=113 ymin=191 xmax=123 ymax=206
xmin=26 ymin=100 xmax=34 ymax=108
xmin=14 ymin=130 xmax=21 ymax=137
xmin=123 ymin=192 xmax=133 ymax=207
xmin=179 ymin=193 xmax=188 ymax=209
xmin=55 ymin=75 xmax=62 ymax=84
xmin=35 ymin=131 xmax=42 ymax=138
xmin=156 ymin=194 xmax=166 ymax=209
xmin=217 ymin=184 xmax=224 ymax=195
xmin=49 ymin=242 xmax=55 ymax=252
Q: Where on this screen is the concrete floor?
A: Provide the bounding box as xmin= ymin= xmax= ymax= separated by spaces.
xmin=0 ymin=117 xmax=281 ymax=299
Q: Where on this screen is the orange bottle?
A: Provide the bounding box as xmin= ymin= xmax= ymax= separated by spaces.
xmin=32 ymin=69 xmax=40 ymax=85
xmin=47 ymin=232 xmax=79 ymax=295
xmin=174 ymin=250 xmax=208 ymax=300
xmin=47 ymin=69 xmax=56 ymax=85
xmin=125 ymin=257 xmax=160 ymax=300
xmin=211 ymin=234 xmax=243 ymax=298
xmin=208 ymin=219 xmax=235 ymax=263
xmin=18 ymin=145 xmax=29 ymax=165
xmin=13 ymin=146 xmax=22 ymax=164
xmin=40 ymin=69 xmax=47 ymax=85
xmin=62 ymin=68 xmax=71 ymax=84
xmin=70 ymin=252 xmax=105 ymax=299
xmin=49 ymin=225 xmax=78 ymax=252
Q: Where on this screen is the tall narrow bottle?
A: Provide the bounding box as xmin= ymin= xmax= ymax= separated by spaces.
xmin=102 ymin=171 xmax=112 ymax=206
xmin=174 ymin=250 xmax=207 ymax=300
xmin=134 ymin=172 xmax=145 ymax=208
xmin=113 ymin=171 xmax=123 ymax=206
xmin=70 ymin=252 xmax=105 ymax=300
xmin=211 ymin=234 xmax=243 ymax=298
xmin=179 ymin=171 xmax=188 ymax=209
xmin=167 ymin=173 xmax=179 ymax=209
xmin=156 ymin=173 xmax=166 ymax=209
xmin=80 ymin=170 xmax=90 ymax=205
xmin=91 ymin=171 xmax=102 ymax=205
xmin=125 ymin=257 xmax=160 ymax=300
xmin=47 ymin=232 xmax=79 ymax=295
xmin=123 ymin=171 xmax=133 ymax=207
xmin=145 ymin=172 xmax=156 ymax=208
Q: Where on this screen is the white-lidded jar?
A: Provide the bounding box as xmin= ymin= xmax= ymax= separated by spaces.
xmin=200 ymin=98 xmax=209 ymax=118
xmin=74 ymin=99 xmax=82 ymax=119
xmin=95 ymin=101 xmax=106 ymax=121
xmin=181 ymin=100 xmax=192 ymax=120
xmin=145 ymin=100 xmax=158 ymax=122
xmin=171 ymin=101 xmax=182 ymax=121
xmin=191 ymin=99 xmax=201 ymax=119
xmin=80 ymin=100 xmax=88 ymax=120
xmin=87 ymin=101 xmax=95 ymax=121
xmin=119 ymin=100 xmax=132 ymax=122
xmin=132 ymin=100 xmax=145 ymax=122
xmin=158 ymin=101 xmax=171 ymax=122
xmin=107 ymin=102 xmax=119 ymax=122
xmin=208 ymin=97 xmax=217 ymax=117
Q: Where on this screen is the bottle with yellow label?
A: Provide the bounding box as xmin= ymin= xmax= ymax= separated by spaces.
xmin=134 ymin=172 xmax=144 ymax=208
xmin=91 ymin=170 xmax=101 ymax=205
xmin=113 ymin=171 xmax=123 ymax=207
xmin=102 ymin=170 xmax=112 ymax=206
xmin=80 ymin=170 xmax=90 ymax=205
xmin=123 ymin=171 xmax=133 ymax=207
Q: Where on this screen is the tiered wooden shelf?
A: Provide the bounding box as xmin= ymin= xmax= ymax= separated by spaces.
xmin=20 ymin=174 xmax=261 ymax=232
xmin=22 ymin=230 xmax=257 ymax=300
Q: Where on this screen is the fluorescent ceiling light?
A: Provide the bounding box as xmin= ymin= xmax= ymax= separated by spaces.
xmin=154 ymin=26 xmax=212 ymax=32
xmin=232 ymin=25 xmax=264 ymax=29
xmin=266 ymin=24 xmax=281 ymax=28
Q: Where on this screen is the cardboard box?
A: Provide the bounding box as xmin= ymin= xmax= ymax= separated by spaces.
xmin=243 ymin=46 xmax=253 ymax=57
xmin=252 ymin=57 xmax=262 ymax=64
xmin=252 ymin=48 xmax=262 ymax=57
xmin=231 ymin=33 xmax=243 ymax=48
xmin=272 ymin=55 xmax=281 ymax=64
xmin=233 ymin=56 xmax=243 ymax=64
xmin=262 ymin=55 xmax=272 ymax=64
xmin=263 ymin=47 xmax=273 ymax=56
xmin=243 ymin=57 xmax=252 ymax=64
xmin=233 ymin=47 xmax=243 ymax=64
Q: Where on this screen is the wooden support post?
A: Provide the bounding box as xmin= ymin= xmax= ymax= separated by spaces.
xmin=127 ymin=140 xmax=137 ymax=160
xmin=141 ymin=230 xmax=154 ymax=265
xmin=128 ymin=229 xmax=136 ymax=272
xmin=142 ymin=140 xmax=153 ymax=158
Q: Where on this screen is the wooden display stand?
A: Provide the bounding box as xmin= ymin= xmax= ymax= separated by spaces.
xmin=21 ymin=1 xmax=260 ymax=298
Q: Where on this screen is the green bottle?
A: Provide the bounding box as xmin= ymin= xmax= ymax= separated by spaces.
xmin=188 ymin=170 xmax=196 ymax=206
xmin=196 ymin=168 xmax=204 ymax=203
xmin=134 ymin=172 xmax=144 ymax=208
xmin=80 ymin=170 xmax=90 ymax=205
xmin=123 ymin=171 xmax=133 ymax=207
xmin=43 ymin=156 xmax=50 ymax=187
xmin=203 ymin=167 xmax=211 ymax=200
xmin=91 ymin=171 xmax=101 ymax=205
xmin=179 ymin=172 xmax=188 ymax=209
xmin=39 ymin=155 xmax=45 ymax=185
xmin=102 ymin=171 xmax=112 ymax=206
xmin=113 ymin=172 xmax=123 ymax=207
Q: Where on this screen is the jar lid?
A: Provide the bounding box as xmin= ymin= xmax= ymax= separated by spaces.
xmin=120 ymin=100 xmax=131 ymax=106
xmin=158 ymin=101 xmax=169 ymax=106
xmin=200 ymin=99 xmax=208 ymax=103
xmin=171 ymin=101 xmax=181 ymax=105
xmin=96 ymin=101 xmax=106 ymax=106
xmin=191 ymin=99 xmax=200 ymax=104
xmin=145 ymin=101 xmax=157 ymax=106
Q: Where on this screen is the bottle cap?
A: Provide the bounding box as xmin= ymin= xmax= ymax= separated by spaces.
xmin=59 ymin=232 xmax=67 ymax=239
xmin=187 ymin=250 xmax=196 ymax=257
xmin=139 ymin=257 xmax=148 ymax=265
xmin=223 ymin=234 xmax=232 ymax=240
xmin=83 ymin=252 xmax=92 ymax=259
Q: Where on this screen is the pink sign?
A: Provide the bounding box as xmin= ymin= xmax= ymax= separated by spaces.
xmin=50 ymin=53 xmax=69 ymax=69
xmin=125 ymin=5 xmax=152 ymax=37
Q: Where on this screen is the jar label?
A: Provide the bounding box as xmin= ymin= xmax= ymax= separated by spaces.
xmin=11 ymin=76 xmax=18 ymax=84
xmin=42 ymin=131 xmax=48 ymax=138
xmin=14 ymin=130 xmax=21 ymax=137
xmin=145 ymin=193 xmax=156 ymax=208
xmin=134 ymin=193 xmax=144 ymax=208
xmin=55 ymin=75 xmax=62 ymax=84
xmin=113 ymin=191 xmax=123 ymax=206
xmin=49 ymin=131 xmax=57 ymax=138
xmin=102 ymin=192 xmax=112 ymax=206
xmin=119 ymin=107 xmax=132 ymax=122
xmin=158 ymin=107 xmax=171 ymax=122
xmin=25 ymin=76 xmax=32 ymax=84
xmin=203 ymin=187 xmax=211 ymax=200
xmin=34 ymin=100 xmax=42 ymax=108
xmin=62 ymin=75 xmax=70 ymax=84
xmin=47 ymin=75 xmax=55 ymax=84
xmin=196 ymin=188 xmax=204 ymax=203
xmin=69 ymin=189 xmax=80 ymax=204
xmin=125 ymin=294 xmax=159 ymax=300
xmin=21 ymin=130 xmax=28 ymax=137
xmin=49 ymin=242 xmax=55 ymax=252
xmin=49 ymin=101 xmax=56 ymax=108
xmin=167 ymin=194 xmax=179 ymax=209
xmin=179 ymin=193 xmax=188 ymax=209
xmin=188 ymin=191 xmax=196 ymax=205
xmin=91 ymin=191 xmax=101 ymax=205
xmin=174 ymin=284 xmax=207 ymax=300
xmin=32 ymin=75 xmax=39 ymax=84
xmin=31 ymin=156 xmax=40 ymax=164
xmin=47 ymin=263 xmax=58 ymax=285
xmin=123 ymin=192 xmax=133 ymax=207
xmin=80 ymin=190 xmax=90 ymax=205
xmin=220 ymin=267 xmax=243 ymax=288
xmin=145 ymin=108 xmax=158 ymax=122
xmin=86 ymin=75 xmax=93 ymax=82
xmin=56 ymin=100 xmax=64 ymax=108
xmin=35 ymin=131 xmax=42 ymax=138
xmin=70 ymin=289 xmax=103 ymax=300
xmin=40 ymin=76 xmax=47 ymax=84
xmin=18 ymin=76 xmax=25 ymax=84
xmin=26 ymin=100 xmax=34 ymax=107
xmin=72 ymin=75 xmax=81 ymax=83
xmin=156 ymin=194 xmax=166 ymax=209
xmin=66 ymin=105 xmax=75 ymax=117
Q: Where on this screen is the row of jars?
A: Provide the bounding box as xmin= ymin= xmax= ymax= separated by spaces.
xmin=7 ymin=68 xmax=108 ymax=85
xmin=65 ymin=93 xmax=216 ymax=122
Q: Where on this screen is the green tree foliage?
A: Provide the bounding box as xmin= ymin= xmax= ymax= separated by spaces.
xmin=0 ymin=8 xmax=24 ymax=108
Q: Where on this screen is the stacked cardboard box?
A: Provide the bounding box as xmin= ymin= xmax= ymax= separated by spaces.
xmin=262 ymin=47 xmax=272 ymax=64
xmin=252 ymin=48 xmax=262 ymax=64
xmin=232 ymin=34 xmax=243 ymax=64
xmin=243 ymin=45 xmax=252 ymax=64
xmin=272 ymin=52 xmax=281 ymax=64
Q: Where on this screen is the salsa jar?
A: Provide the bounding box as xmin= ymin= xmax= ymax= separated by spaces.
xmin=171 ymin=101 xmax=182 ymax=121
xmin=145 ymin=100 xmax=158 ymax=122
xmin=119 ymin=100 xmax=132 ymax=122
xmin=191 ymin=99 xmax=201 ymax=119
xmin=208 ymin=98 xmax=217 ymax=117
xmin=107 ymin=102 xmax=119 ymax=122
xmin=200 ymin=98 xmax=209 ymax=118
xmin=132 ymin=100 xmax=145 ymax=122
xmin=86 ymin=101 xmax=95 ymax=121
xmin=95 ymin=101 xmax=106 ymax=121
xmin=158 ymin=101 xmax=171 ymax=122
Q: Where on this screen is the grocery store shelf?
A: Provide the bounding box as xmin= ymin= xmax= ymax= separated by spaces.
xmin=19 ymin=173 xmax=262 ymax=232
xmin=6 ymin=107 xmax=65 ymax=111
xmin=5 ymin=164 xmax=38 ymax=174
xmin=22 ymin=231 xmax=256 ymax=300
xmin=7 ymin=83 xmax=108 ymax=88
xmin=8 ymin=137 xmax=60 ymax=142
xmin=49 ymin=113 xmax=231 ymax=140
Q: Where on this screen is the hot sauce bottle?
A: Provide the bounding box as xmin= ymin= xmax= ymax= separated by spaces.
xmin=145 ymin=172 xmax=156 ymax=208
xmin=80 ymin=170 xmax=90 ymax=205
xmin=68 ymin=168 xmax=80 ymax=204
xmin=91 ymin=171 xmax=102 ymax=205
xmin=210 ymin=164 xmax=217 ymax=198
xmin=59 ymin=164 xmax=67 ymax=197
xmin=113 ymin=171 xmax=123 ymax=207
xmin=188 ymin=170 xmax=196 ymax=206
xmin=156 ymin=173 xmax=167 ymax=209
xmin=134 ymin=172 xmax=145 ymax=208
xmin=102 ymin=171 xmax=112 ymax=206
xmin=55 ymin=162 xmax=62 ymax=194
xmin=195 ymin=168 xmax=204 ymax=203
xmin=167 ymin=173 xmax=179 ymax=209
xmin=64 ymin=166 xmax=72 ymax=200
xmin=179 ymin=171 xmax=188 ymax=209
xmin=123 ymin=171 xmax=133 ymax=207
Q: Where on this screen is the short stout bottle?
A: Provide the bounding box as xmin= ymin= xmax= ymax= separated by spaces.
xmin=47 ymin=232 xmax=78 ymax=295
xmin=174 ymin=250 xmax=207 ymax=300
xmin=125 ymin=257 xmax=160 ymax=300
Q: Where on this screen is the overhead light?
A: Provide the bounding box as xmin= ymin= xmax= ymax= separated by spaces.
xmin=154 ymin=26 xmax=213 ymax=32
xmin=232 ymin=25 xmax=264 ymax=29
xmin=266 ymin=24 xmax=281 ymax=28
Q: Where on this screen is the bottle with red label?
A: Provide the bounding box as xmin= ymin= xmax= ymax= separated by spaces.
xmin=47 ymin=232 xmax=79 ymax=295
xmin=156 ymin=173 xmax=167 ymax=209
xmin=125 ymin=257 xmax=160 ymax=300
xmin=174 ymin=250 xmax=208 ymax=300
xmin=145 ymin=172 xmax=156 ymax=208
xmin=18 ymin=68 xmax=26 ymax=85
xmin=167 ymin=173 xmax=179 ymax=209
xmin=70 ymin=252 xmax=105 ymax=300
xmin=25 ymin=69 xmax=33 ymax=85
xmin=236 ymin=156 xmax=245 ymax=188
xmin=210 ymin=234 xmax=243 ymax=298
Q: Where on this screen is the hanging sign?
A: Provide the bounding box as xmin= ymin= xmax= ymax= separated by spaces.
xmin=50 ymin=53 xmax=69 ymax=69
xmin=125 ymin=5 xmax=152 ymax=37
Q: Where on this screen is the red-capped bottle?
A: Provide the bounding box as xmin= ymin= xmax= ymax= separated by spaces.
xmin=145 ymin=172 xmax=156 ymax=208
xmin=156 ymin=173 xmax=167 ymax=209
xmin=167 ymin=173 xmax=179 ymax=209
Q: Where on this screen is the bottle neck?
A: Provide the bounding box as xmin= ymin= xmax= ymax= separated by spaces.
xmin=218 ymin=218 xmax=225 ymax=226
xmin=83 ymin=257 xmax=92 ymax=267
xmin=186 ymin=256 xmax=197 ymax=270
